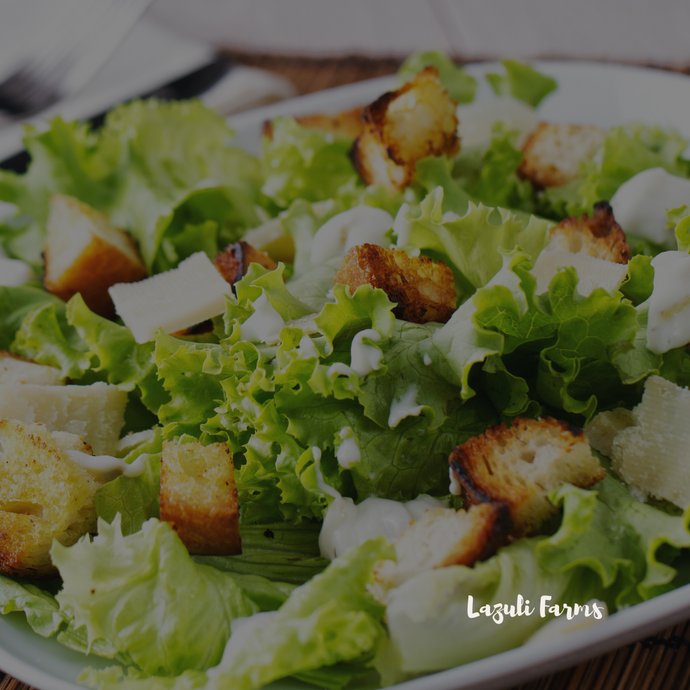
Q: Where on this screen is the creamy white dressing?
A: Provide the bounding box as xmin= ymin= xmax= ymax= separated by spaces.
xmin=610 ymin=167 xmax=690 ymax=247
xmin=327 ymin=362 xmax=353 ymax=377
xmin=240 ymin=292 xmax=285 ymax=343
xmin=310 ymin=205 xmax=393 ymax=264
xmin=423 ymin=354 xmax=432 ymax=366
xmin=311 ymin=447 xmax=341 ymax=500
xmin=296 ymin=335 xmax=319 ymax=359
xmin=116 ymin=429 xmax=156 ymax=455
xmin=388 ymin=385 xmax=424 ymax=428
xmin=0 ymin=257 xmax=36 ymax=287
xmin=65 ymin=449 xmax=146 ymax=480
xmin=319 ymin=494 xmax=448 ymax=560
xmin=336 ymin=427 xmax=360 ymax=468
xmin=456 ymin=96 xmax=539 ymax=149
xmin=449 ymin=466 xmax=462 ymax=496
xmin=647 ymin=250 xmax=690 ymax=353
xmin=393 ymin=203 xmax=413 ymax=246
xmin=350 ymin=329 xmax=382 ymax=376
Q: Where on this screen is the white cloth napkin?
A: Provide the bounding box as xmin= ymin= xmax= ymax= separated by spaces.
xmin=0 ymin=3 xmax=295 ymax=162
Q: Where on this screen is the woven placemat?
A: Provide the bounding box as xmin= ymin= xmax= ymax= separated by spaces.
xmin=2 ymin=51 xmax=690 ymax=690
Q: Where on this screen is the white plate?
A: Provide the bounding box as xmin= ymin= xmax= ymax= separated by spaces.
xmin=3 ymin=60 xmax=690 ymax=690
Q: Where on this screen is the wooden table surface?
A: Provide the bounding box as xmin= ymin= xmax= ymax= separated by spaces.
xmin=2 ymin=52 xmax=690 ymax=690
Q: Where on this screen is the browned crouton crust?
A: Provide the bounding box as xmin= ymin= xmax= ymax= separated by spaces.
xmin=449 ymin=417 xmax=605 ymax=538
xmin=43 ymin=194 xmax=147 ymax=319
xmin=350 ymin=67 xmax=459 ymax=193
xmin=160 ymin=440 xmax=241 ymax=556
xmin=263 ymin=106 xmax=366 ymax=141
xmin=374 ymin=503 xmax=511 ymax=589
xmin=334 ymin=244 xmax=456 ymax=324
xmin=213 ymin=240 xmax=278 ymax=286
xmin=0 ymin=420 xmax=101 ymax=578
xmin=548 ymin=201 xmax=630 ymax=264
xmin=519 ymin=123 xmax=606 ymax=188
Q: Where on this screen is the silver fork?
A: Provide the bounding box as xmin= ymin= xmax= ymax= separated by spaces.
xmin=0 ymin=0 xmax=151 ymax=118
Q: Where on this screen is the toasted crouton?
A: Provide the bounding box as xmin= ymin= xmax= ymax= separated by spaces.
xmin=43 ymin=194 xmax=147 ymax=319
xmin=449 ymin=417 xmax=605 ymax=537
xmin=0 ymin=352 xmax=65 ymax=385
xmin=160 ymin=440 xmax=241 ymax=556
xmin=0 ymin=420 xmax=103 ymax=578
xmin=263 ymin=106 xmax=366 ymax=141
xmin=547 ymin=202 xmax=630 ymax=264
xmin=350 ymin=67 xmax=459 ymax=193
xmin=0 ymin=381 xmax=126 ymax=455
xmin=213 ymin=240 xmax=278 ymax=285
xmin=334 ymin=244 xmax=456 ymax=324
xmin=374 ymin=503 xmax=511 ymax=590
xmin=519 ymin=123 xmax=606 ymax=188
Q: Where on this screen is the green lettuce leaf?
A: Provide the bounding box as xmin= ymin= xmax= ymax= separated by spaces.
xmin=0 ymin=100 xmax=262 ymax=271
xmin=486 ymin=60 xmax=557 ymax=107
xmin=539 ymin=477 xmax=690 ymax=608
xmin=261 ymin=117 xmax=359 ymax=209
xmin=402 ymin=188 xmax=551 ymax=298
xmin=11 ymin=302 xmax=91 ymax=379
xmin=94 ymin=434 xmax=163 ymax=537
xmin=398 ymin=51 xmax=477 ymax=104
xmin=0 ymin=285 xmax=67 ymax=350
xmin=210 ymin=537 xmax=393 ymax=690
xmin=451 ymin=124 xmax=534 ymax=213
xmin=0 ymin=576 xmax=65 ymax=637
xmin=67 ymin=294 xmax=167 ymax=412
xmin=52 ymin=516 xmax=258 ymax=676
xmin=194 ymin=522 xmax=328 ymax=586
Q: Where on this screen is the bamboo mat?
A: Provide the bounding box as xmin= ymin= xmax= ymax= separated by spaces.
xmin=3 ymin=52 xmax=690 ymax=690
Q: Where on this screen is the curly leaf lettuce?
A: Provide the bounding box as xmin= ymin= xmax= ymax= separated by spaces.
xmin=486 ymin=60 xmax=557 ymax=107
xmin=0 ymin=100 xmax=262 ymax=271
xmin=52 ymin=516 xmax=258 ymax=677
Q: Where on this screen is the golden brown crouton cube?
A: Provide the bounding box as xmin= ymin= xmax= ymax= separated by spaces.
xmin=160 ymin=440 xmax=241 ymax=556
xmin=263 ymin=106 xmax=366 ymax=141
xmin=0 ymin=351 xmax=65 ymax=385
xmin=44 ymin=194 xmax=147 ymax=318
xmin=350 ymin=67 xmax=460 ymax=193
xmin=547 ymin=201 xmax=630 ymax=264
xmin=333 ymin=244 xmax=456 ymax=324
xmin=449 ymin=417 xmax=605 ymax=538
xmin=519 ymin=123 xmax=607 ymax=188
xmin=374 ymin=503 xmax=511 ymax=590
xmin=213 ymin=240 xmax=278 ymax=286
xmin=0 ymin=419 xmax=102 ymax=578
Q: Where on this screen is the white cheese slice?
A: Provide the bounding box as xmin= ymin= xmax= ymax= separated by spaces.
xmin=610 ymin=167 xmax=690 ymax=247
xmin=310 ymin=205 xmax=393 ymax=265
xmin=456 ymin=96 xmax=539 ymax=149
xmin=0 ymin=257 xmax=36 ymax=286
xmin=531 ymin=248 xmax=627 ymax=296
xmin=0 ymin=381 xmax=127 ymax=455
xmin=647 ymin=250 xmax=690 ymax=354
xmin=0 ymin=354 xmax=65 ymax=385
xmin=109 ymin=252 xmax=230 ymax=344
xmin=602 ymin=376 xmax=690 ymax=507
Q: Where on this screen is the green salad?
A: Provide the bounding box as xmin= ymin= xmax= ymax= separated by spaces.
xmin=2 ymin=53 xmax=690 ymax=690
